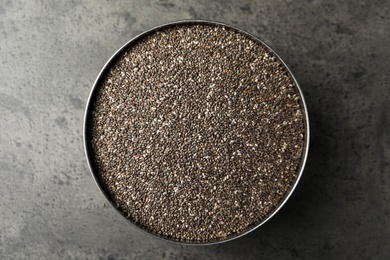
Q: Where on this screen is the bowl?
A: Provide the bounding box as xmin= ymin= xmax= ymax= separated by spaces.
xmin=84 ymin=20 xmax=309 ymax=245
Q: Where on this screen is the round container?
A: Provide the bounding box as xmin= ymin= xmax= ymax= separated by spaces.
xmin=84 ymin=20 xmax=309 ymax=245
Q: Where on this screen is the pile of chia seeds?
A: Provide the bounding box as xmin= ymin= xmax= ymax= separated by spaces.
xmin=89 ymin=24 xmax=305 ymax=243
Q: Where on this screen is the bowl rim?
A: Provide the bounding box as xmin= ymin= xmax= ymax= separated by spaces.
xmin=83 ymin=19 xmax=310 ymax=246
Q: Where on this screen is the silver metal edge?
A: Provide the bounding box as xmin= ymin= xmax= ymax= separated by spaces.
xmin=83 ymin=19 xmax=310 ymax=246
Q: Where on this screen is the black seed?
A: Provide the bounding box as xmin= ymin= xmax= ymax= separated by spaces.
xmin=89 ymin=24 xmax=305 ymax=243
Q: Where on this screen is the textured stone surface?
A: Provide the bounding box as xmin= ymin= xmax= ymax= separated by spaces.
xmin=0 ymin=0 xmax=389 ymax=259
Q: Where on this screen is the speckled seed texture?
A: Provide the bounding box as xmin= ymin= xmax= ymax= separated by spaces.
xmin=89 ymin=24 xmax=305 ymax=243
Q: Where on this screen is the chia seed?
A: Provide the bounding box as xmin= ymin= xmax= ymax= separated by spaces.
xmin=88 ymin=23 xmax=305 ymax=243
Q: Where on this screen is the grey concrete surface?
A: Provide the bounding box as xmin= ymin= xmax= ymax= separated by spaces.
xmin=0 ymin=0 xmax=389 ymax=259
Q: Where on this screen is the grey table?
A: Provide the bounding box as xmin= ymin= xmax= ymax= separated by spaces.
xmin=1 ymin=0 xmax=389 ymax=259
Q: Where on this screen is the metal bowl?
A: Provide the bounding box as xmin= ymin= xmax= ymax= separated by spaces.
xmin=83 ymin=20 xmax=310 ymax=245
